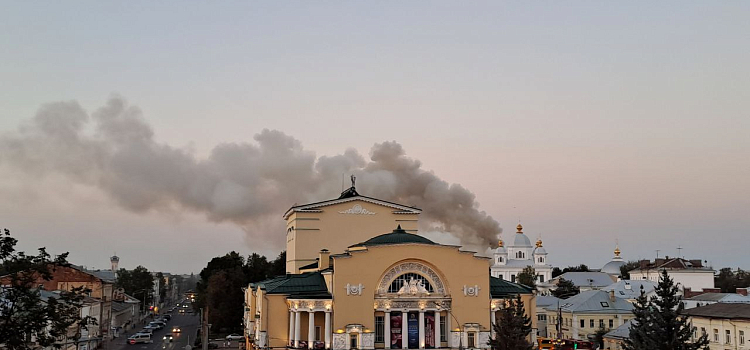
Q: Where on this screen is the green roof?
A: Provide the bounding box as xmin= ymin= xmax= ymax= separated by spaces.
xmin=489 ymin=276 xmax=533 ymax=298
xmin=350 ymin=226 xmax=436 ymax=248
xmin=255 ymin=272 xmax=331 ymax=299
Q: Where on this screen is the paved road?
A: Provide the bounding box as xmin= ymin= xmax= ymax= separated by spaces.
xmin=111 ymin=312 xmax=201 ymax=350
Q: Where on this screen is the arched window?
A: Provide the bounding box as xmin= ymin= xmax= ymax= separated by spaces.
xmin=388 ymin=273 xmax=435 ymax=293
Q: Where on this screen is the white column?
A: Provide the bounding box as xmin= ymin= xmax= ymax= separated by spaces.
xmin=308 ymin=311 xmax=315 ymax=349
xmin=295 ymin=311 xmax=301 ymax=348
xmin=445 ymin=311 xmax=451 ymax=348
xmin=490 ymin=309 xmax=496 ymax=336
xmin=290 ymin=310 xmax=295 ymax=346
xmin=385 ymin=311 xmax=391 ymax=349
xmin=572 ymin=315 xmax=578 ymax=339
xmin=434 ymin=311 xmax=441 ymax=349
xmin=418 ymin=310 xmax=425 ymax=349
xmin=325 ymin=311 xmax=331 ymax=349
xmin=402 ymin=310 xmax=409 ymax=349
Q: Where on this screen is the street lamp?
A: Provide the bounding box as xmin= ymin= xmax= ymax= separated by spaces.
xmin=436 ymin=302 xmax=462 ymax=350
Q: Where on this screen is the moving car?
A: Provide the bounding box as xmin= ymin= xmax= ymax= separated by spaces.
xmin=163 ymin=334 xmax=173 ymax=342
xmin=226 ymin=334 xmax=244 ymax=341
xmin=172 ymin=326 xmax=181 ymax=333
xmin=128 ymin=333 xmax=152 ymax=345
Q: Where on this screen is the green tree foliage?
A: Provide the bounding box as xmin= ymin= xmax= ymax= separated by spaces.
xmin=156 ymin=272 xmax=167 ymax=301
xmin=516 ymin=266 xmax=536 ymax=289
xmin=624 ymin=270 xmax=709 ymax=350
xmin=619 ymin=261 xmax=641 ymax=280
xmin=551 ymin=277 xmax=580 ymax=299
xmin=195 ymin=250 xmax=287 ymax=334
xmin=488 ymin=295 xmax=533 ymax=350
xmin=714 ymin=267 xmax=750 ymax=293
xmin=551 ymin=264 xmax=590 ymax=278
xmin=0 ymin=229 xmax=94 ymax=350
xmin=115 ymin=266 xmax=155 ymax=304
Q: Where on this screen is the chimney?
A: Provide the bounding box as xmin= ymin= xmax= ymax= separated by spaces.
xmin=609 ymin=290 xmax=615 ymax=302
xmin=737 ymin=288 xmax=748 ymax=296
xmin=318 ymin=249 xmax=330 ymax=270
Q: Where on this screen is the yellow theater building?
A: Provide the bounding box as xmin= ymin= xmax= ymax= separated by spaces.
xmin=245 ymin=182 xmax=536 ymax=350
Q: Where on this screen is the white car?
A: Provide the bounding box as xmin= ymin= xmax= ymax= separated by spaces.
xmin=225 ymin=334 xmax=244 ymax=341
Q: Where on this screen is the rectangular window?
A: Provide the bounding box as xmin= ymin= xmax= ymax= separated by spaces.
xmin=315 ymin=326 xmax=321 ymax=341
xmin=539 ymin=275 xmax=545 ymax=283
xmin=511 ymin=275 xmax=516 ymax=282
xmin=714 ymin=329 xmax=719 ymax=342
xmin=497 ymin=275 xmax=503 ymax=280
xmin=599 ymin=319 xmax=604 ymax=328
xmin=440 ymin=315 xmax=446 ymax=342
xmin=467 ymin=332 xmax=476 ymax=348
xmin=726 ymin=330 xmax=731 ymax=344
xmin=740 ymin=330 xmax=744 ymax=345
xmin=590 ymin=319 xmax=594 ymax=328
xmin=375 ymin=316 xmax=384 ymax=343
xmin=609 ymin=319 xmax=613 ymax=328
xmin=580 ymin=319 xmax=584 ymax=328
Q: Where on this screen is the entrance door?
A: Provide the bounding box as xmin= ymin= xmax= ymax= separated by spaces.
xmin=350 ymin=333 xmax=358 ymax=349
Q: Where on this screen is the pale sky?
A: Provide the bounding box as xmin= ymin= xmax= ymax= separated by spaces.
xmin=1 ymin=2 xmax=749 ymax=274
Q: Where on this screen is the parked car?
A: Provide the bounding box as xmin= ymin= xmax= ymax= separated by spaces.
xmin=143 ymin=324 xmax=158 ymax=330
xmin=148 ymin=322 xmax=165 ymax=330
xmin=139 ymin=328 xmax=154 ymax=334
xmin=162 ymin=314 xmax=172 ymax=321
xmin=226 ymin=334 xmax=244 ymax=341
xmin=128 ymin=333 xmax=152 ymax=345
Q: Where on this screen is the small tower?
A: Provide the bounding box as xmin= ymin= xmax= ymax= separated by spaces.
xmin=533 ymin=238 xmax=548 ymax=265
xmin=110 ymin=254 xmax=119 ymax=271
xmin=494 ymin=239 xmax=508 ymax=266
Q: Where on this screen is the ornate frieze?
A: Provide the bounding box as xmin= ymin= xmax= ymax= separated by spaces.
xmin=377 ymin=262 xmax=445 ymax=295
xmin=288 ymin=299 xmax=330 ymax=311
xmin=373 ymin=299 xmax=451 ymax=310
xmin=338 ymin=204 xmax=376 ymax=215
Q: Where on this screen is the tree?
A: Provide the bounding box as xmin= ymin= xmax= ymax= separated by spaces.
xmin=551 ymin=278 xmax=579 ymax=299
xmin=624 ymin=269 xmax=709 ymax=350
xmin=156 ymin=272 xmax=167 ymax=301
xmin=552 ymin=264 xmax=591 ymax=278
xmin=206 ymin=268 xmax=245 ymax=332
xmin=115 ymin=266 xmax=155 ymax=305
xmin=619 ymin=261 xmax=640 ymax=280
xmin=0 ymin=229 xmax=94 ymax=350
xmin=488 ymin=295 xmax=533 ymax=350
xmin=516 ymin=266 xmax=536 ymax=289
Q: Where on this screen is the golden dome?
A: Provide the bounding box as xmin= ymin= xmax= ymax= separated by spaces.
xmin=536 ymin=238 xmax=543 ymax=248
xmin=614 ymin=245 xmax=621 ymax=257
xmin=516 ymin=223 xmax=523 ymax=233
xmin=498 ymin=239 xmax=504 ymax=247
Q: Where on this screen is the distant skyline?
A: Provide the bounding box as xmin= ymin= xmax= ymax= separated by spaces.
xmin=1 ymin=2 xmax=748 ymax=274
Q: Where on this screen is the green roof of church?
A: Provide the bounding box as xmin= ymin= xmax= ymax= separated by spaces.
xmin=489 ymin=276 xmax=534 ymax=297
xmin=349 ymin=226 xmax=436 ymax=248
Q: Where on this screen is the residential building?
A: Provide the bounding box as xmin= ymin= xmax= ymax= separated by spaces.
xmin=602 ymin=319 xmax=634 ymax=350
xmin=628 ymin=257 xmax=715 ymax=292
xmin=550 ymin=272 xmax=616 ymax=292
xmin=544 ymin=290 xmax=633 ymax=341
xmin=601 ymin=280 xmax=658 ymax=303
xmin=490 ymin=224 xmax=553 ymax=288
xmin=245 ymin=184 xmax=537 ymax=350
xmin=536 ymin=295 xmax=561 ymax=337
xmin=683 ymin=292 xmax=750 ymax=310
xmin=682 ymin=303 xmax=750 ymax=350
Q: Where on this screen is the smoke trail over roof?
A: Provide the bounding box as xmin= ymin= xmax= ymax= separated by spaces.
xmin=0 ymin=97 xmax=502 ymax=250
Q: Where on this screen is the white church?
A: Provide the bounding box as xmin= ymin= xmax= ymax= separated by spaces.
xmin=491 ymin=223 xmax=553 ymax=287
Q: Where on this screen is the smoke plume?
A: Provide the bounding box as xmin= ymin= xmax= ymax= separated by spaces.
xmin=0 ymin=97 xmax=501 ymax=251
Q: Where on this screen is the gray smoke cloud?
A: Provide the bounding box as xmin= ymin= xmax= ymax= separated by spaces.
xmin=0 ymin=96 xmax=502 ymax=251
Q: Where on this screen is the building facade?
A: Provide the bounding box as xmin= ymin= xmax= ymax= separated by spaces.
xmin=682 ymin=303 xmax=750 ymax=350
xmin=628 ymin=257 xmax=715 ymax=292
xmin=246 ymin=186 xmax=536 ymax=350
xmin=544 ymin=290 xmax=633 ymax=342
xmin=490 ymin=224 xmax=552 ymax=286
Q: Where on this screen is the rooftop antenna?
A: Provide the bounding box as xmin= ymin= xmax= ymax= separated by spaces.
xmin=341 ymin=173 xmax=345 ymax=192
xmin=677 ymin=246 xmax=683 ymax=259
xmin=656 ymin=249 xmax=661 ymax=259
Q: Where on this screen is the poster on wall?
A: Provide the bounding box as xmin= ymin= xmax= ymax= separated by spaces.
xmin=425 ymin=313 xmax=435 ymax=348
xmin=391 ymin=313 xmax=402 ymax=349
xmin=408 ymin=313 xmax=419 ymax=349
